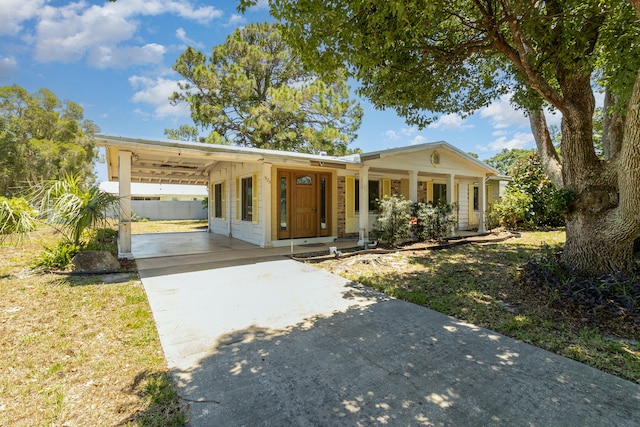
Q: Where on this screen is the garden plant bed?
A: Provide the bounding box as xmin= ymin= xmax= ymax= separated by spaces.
xmin=311 ymin=230 xmax=640 ymax=384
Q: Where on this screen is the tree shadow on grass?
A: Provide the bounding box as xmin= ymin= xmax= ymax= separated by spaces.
xmin=117 ymin=370 xmax=188 ymax=427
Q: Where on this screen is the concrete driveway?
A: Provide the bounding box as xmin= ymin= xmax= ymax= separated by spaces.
xmin=136 ymin=255 xmax=640 ymax=426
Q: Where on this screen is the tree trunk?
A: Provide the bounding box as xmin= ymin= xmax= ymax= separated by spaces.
xmin=564 ymin=210 xmax=636 ymax=273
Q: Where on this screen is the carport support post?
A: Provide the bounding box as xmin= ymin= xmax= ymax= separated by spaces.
xmin=447 ymin=173 xmax=456 ymax=237
xmin=478 ymin=175 xmax=487 ymax=233
xmin=261 ymin=162 xmax=273 ymax=248
xmin=118 ymin=150 xmax=133 ymax=259
xmin=358 ymin=166 xmax=369 ymax=246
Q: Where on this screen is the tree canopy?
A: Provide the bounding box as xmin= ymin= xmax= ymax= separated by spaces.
xmin=246 ymin=0 xmax=640 ymax=274
xmin=0 ymin=85 xmax=98 ymax=196
xmin=484 ymin=148 xmax=535 ymax=176
xmin=168 ymin=22 xmax=362 ymax=155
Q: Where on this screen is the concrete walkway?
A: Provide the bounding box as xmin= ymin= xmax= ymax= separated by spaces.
xmin=136 ymin=253 xmax=640 ymax=426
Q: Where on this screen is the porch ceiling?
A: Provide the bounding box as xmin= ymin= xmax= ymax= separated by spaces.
xmin=106 ymin=146 xmax=217 ymax=185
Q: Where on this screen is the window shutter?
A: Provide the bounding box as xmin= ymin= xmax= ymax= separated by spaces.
xmin=427 ymin=182 xmax=434 ymax=203
xmin=400 ymin=179 xmax=409 ymax=199
xmin=382 ymin=179 xmax=391 ymax=199
xmin=486 ymin=184 xmax=492 ymax=204
xmin=236 ymin=176 xmax=240 ymax=222
xmin=345 ymin=176 xmax=355 ymax=219
xmin=221 ymin=181 xmax=226 ymax=220
xmin=252 ymin=172 xmax=259 ymax=224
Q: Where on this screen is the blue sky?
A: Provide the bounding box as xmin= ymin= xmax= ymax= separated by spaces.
xmin=0 ymin=0 xmax=561 ymax=182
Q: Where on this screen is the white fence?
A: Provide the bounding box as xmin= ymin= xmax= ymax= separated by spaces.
xmin=106 ymin=200 xmax=207 ymax=220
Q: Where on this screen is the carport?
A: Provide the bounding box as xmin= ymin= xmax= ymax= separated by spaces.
xmin=97 ymin=135 xmax=266 ymax=259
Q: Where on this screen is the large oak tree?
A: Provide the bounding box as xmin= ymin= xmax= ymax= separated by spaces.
xmin=243 ymin=0 xmax=640 ymax=274
xmin=169 ymin=22 xmax=362 ymax=155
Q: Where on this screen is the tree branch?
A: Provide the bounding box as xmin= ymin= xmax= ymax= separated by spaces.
xmin=528 ymin=108 xmax=564 ymax=187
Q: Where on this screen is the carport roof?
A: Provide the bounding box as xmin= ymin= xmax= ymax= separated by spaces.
xmin=96 ymin=135 xmax=358 ymax=185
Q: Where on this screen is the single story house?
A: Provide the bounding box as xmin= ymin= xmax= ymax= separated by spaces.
xmin=99 ymin=181 xmax=207 ymax=220
xmin=96 ymin=135 xmax=505 ymax=258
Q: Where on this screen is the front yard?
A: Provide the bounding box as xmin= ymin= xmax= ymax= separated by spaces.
xmin=0 ymin=225 xmax=186 ymax=427
xmin=314 ymin=230 xmax=640 ymax=384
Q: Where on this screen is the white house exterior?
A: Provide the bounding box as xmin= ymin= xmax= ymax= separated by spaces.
xmin=96 ymin=135 xmax=504 ymax=258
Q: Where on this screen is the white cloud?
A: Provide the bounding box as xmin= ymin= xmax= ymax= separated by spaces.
xmin=129 ymin=75 xmax=190 ymax=118
xmin=400 ymin=126 xmax=418 ymax=136
xmin=88 ymin=43 xmax=166 ymax=69
xmin=383 ymin=130 xmax=399 ymax=140
xmin=175 ymin=28 xmax=203 ymax=48
xmin=30 ymin=0 xmax=221 ymax=67
xmin=409 ymin=135 xmax=428 ymax=146
xmin=225 ymin=14 xmax=247 ymax=27
xmin=480 ymin=94 xmax=530 ymax=129
xmin=479 ymin=132 xmax=535 ymax=152
xmin=0 ymin=56 xmax=19 ymax=81
xmin=428 ymin=113 xmax=471 ymax=131
xmin=0 ymin=0 xmax=46 ymax=36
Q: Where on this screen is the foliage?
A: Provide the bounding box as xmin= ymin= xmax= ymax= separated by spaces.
xmin=0 ymin=85 xmax=98 ymax=196
xmin=493 ymin=191 xmax=533 ymax=229
xmin=492 ymin=154 xmax=573 ymax=229
xmin=169 ymin=22 xmax=362 ymax=155
xmin=0 ymin=196 xmax=36 ymax=240
xmin=256 ymin=0 xmax=640 ymax=274
xmin=484 ymin=149 xmax=536 ymax=176
xmin=375 ymin=196 xmax=411 ymax=247
xmin=36 ymin=240 xmax=82 ymax=269
xmin=84 ymin=227 xmax=118 ymax=256
xmin=30 ymin=175 xmax=117 ymax=245
xmin=412 ymin=201 xmax=456 ymax=242
xmin=519 ymin=245 xmax=640 ymax=323
xmin=164 ymin=124 xmax=199 ymax=142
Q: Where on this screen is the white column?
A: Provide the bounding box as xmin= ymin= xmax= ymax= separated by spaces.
xmin=207 ymin=171 xmax=213 ymax=233
xmin=358 ymin=166 xmax=369 ymax=245
xmin=409 ymin=170 xmax=418 ymax=203
xmin=117 ymin=150 xmax=133 ymax=259
xmin=478 ymin=176 xmax=487 ymax=233
xmin=447 ymin=173 xmax=456 ymax=237
xmin=261 ymin=163 xmax=273 ymax=248
xmin=227 ymin=166 xmax=233 ymax=237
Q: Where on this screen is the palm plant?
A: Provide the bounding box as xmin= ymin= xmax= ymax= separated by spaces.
xmin=30 ymin=174 xmax=116 ymax=245
xmin=0 ymin=196 xmax=37 ymax=242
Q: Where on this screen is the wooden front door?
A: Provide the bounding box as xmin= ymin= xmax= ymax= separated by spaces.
xmin=277 ymin=170 xmax=331 ymax=240
xmin=293 ymin=172 xmax=317 ymax=238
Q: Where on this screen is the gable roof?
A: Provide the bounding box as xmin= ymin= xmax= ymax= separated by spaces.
xmin=358 ymin=140 xmax=500 ymax=176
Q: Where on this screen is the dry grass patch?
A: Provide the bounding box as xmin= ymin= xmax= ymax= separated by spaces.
xmin=0 ymin=228 xmax=186 ymax=426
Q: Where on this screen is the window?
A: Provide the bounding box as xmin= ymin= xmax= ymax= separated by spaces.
xmin=214 ymin=182 xmax=223 ymax=218
xmin=433 ymin=183 xmax=447 ymax=204
xmin=280 ymin=176 xmax=287 ymax=230
xmin=473 ymin=186 xmax=479 ymax=211
xmin=241 ymin=176 xmax=253 ymax=221
xmin=355 ymin=180 xmax=380 ymax=212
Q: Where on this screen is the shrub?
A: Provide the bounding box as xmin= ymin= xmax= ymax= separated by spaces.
xmin=30 ymin=174 xmax=116 ymax=245
xmin=375 ymin=196 xmax=411 ymax=247
xmin=412 ymin=201 xmax=457 ymax=242
xmin=519 ymin=245 xmax=640 ymax=323
xmin=84 ymin=228 xmax=118 ymax=256
xmin=493 ymin=190 xmax=533 ymax=229
xmin=36 ymin=240 xmax=82 ymax=269
xmin=0 ymin=196 xmax=37 ymax=240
